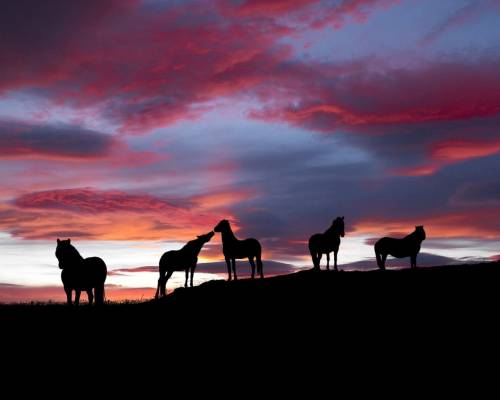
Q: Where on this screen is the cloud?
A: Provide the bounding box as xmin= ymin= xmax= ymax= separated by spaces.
xmin=0 ymin=121 xmax=116 ymax=160
xmin=451 ymin=180 xmax=500 ymax=207
xmin=250 ymin=57 xmax=500 ymax=131
xmin=0 ymin=0 xmax=400 ymax=134
xmin=419 ymin=0 xmax=498 ymax=46
xmin=1 ymin=188 xmax=238 ymax=241
xmin=15 ymin=188 xmax=182 ymax=214
xmin=221 ymin=0 xmax=400 ymax=30
xmin=352 ymin=209 xmax=500 ymax=240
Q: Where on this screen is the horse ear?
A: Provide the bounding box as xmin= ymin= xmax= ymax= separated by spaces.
xmin=67 ymin=238 xmax=71 ymax=243
xmin=57 ymin=238 xmax=60 ymax=244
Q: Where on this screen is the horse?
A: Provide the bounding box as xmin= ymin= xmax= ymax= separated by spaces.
xmin=374 ymin=226 xmax=426 ymax=270
xmin=55 ymin=238 xmax=107 ymax=306
xmin=308 ymin=216 xmax=345 ymax=271
xmin=213 ymin=219 xmax=263 ymax=281
xmin=155 ymin=231 xmax=214 ymax=298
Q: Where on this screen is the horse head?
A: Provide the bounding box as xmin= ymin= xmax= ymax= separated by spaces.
xmin=214 ymin=219 xmax=230 ymax=233
xmin=55 ymin=238 xmax=80 ymax=269
xmin=415 ymin=225 xmax=426 ymax=241
xmin=333 ymin=216 xmax=345 ymax=237
xmin=197 ymin=231 xmax=215 ymax=244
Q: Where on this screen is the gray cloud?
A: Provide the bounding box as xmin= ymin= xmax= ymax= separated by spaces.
xmin=0 ymin=121 xmax=115 ymax=159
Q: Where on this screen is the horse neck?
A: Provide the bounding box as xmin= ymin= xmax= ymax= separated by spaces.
xmin=405 ymin=231 xmax=422 ymax=242
xmin=221 ymin=227 xmax=238 ymax=244
xmin=324 ymin=225 xmax=340 ymax=238
xmin=185 ymin=239 xmax=204 ymax=255
xmin=61 ymin=246 xmax=84 ymax=267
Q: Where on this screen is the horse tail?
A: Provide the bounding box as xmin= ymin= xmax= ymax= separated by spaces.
xmin=308 ymin=237 xmax=318 ymax=269
xmin=95 ymin=283 xmax=105 ymax=305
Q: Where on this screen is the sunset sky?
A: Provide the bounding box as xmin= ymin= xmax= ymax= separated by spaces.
xmin=1 ymin=0 xmax=500 ymax=302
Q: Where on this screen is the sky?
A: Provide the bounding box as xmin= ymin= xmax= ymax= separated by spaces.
xmin=1 ymin=0 xmax=500 ymax=302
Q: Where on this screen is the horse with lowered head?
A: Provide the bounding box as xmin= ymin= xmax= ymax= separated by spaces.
xmin=308 ymin=216 xmax=345 ymax=271
xmin=155 ymin=231 xmax=214 ymax=298
xmin=55 ymin=239 xmax=107 ymax=306
xmin=374 ymin=226 xmax=426 ymax=270
xmin=214 ymin=219 xmax=263 ymax=281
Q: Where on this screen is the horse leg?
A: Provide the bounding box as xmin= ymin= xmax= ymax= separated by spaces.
xmin=257 ymin=255 xmax=264 ymax=279
xmin=381 ymin=254 xmax=388 ymax=270
xmin=375 ymin=249 xmax=386 ymax=270
xmin=231 ymin=259 xmax=238 ymax=280
xmin=249 ymin=257 xmax=256 ymax=279
xmin=95 ymin=283 xmax=105 ymax=306
xmin=185 ymin=268 xmax=189 ymax=288
xmin=190 ymin=265 xmax=195 ymax=287
xmin=162 ymin=270 xmax=173 ymax=296
xmin=411 ymin=254 xmax=417 ymax=269
xmin=317 ymin=253 xmax=323 ymax=270
xmin=225 ymin=258 xmax=232 ymax=281
xmin=65 ymin=288 xmax=72 ymax=306
xmin=334 ymin=251 xmax=338 ymax=271
xmin=155 ymin=277 xmax=161 ymax=299
xmin=326 ymin=253 xmax=330 ymax=271
xmin=74 ymin=290 xmax=81 ymax=306
xmin=87 ymin=290 xmax=94 ymax=306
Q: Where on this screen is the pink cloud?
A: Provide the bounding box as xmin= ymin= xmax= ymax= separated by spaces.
xmin=0 ymin=187 xmax=255 ymax=241
xmin=0 ymin=0 xmax=401 ymax=134
xmin=251 ymin=58 xmax=500 ymax=131
xmin=395 ymin=138 xmax=500 ymax=176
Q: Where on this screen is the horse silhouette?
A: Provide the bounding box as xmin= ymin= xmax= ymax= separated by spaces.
xmin=213 ymin=219 xmax=263 ymax=281
xmin=155 ymin=231 xmax=214 ymax=298
xmin=55 ymin=239 xmax=107 ymax=306
xmin=308 ymin=216 xmax=345 ymax=271
xmin=374 ymin=226 xmax=426 ymax=269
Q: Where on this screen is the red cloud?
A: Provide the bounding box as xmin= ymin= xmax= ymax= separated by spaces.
xmin=353 ymin=209 xmax=500 ymax=240
xmin=251 ymin=58 xmax=500 ymax=131
xmin=431 ymin=139 xmax=500 ymax=163
xmin=14 ymin=188 xmax=181 ymax=214
xmin=221 ymin=0 xmax=399 ymax=29
xmin=395 ymin=138 xmax=500 ymax=176
xmin=0 ymin=0 xmax=400 ymax=134
xmin=1 ymin=187 xmax=254 ymax=241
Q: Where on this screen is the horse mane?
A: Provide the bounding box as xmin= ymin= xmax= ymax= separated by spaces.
xmin=181 ymin=236 xmax=205 ymax=253
xmin=60 ymin=242 xmax=84 ymax=262
xmin=324 ymin=218 xmax=342 ymax=236
xmin=404 ymin=227 xmax=425 ymax=241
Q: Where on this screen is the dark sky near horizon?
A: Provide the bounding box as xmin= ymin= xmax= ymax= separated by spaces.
xmin=1 ymin=0 xmax=500 ymax=301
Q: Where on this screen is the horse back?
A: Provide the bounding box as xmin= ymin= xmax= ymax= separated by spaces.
xmin=375 ymin=237 xmax=420 ymax=258
xmin=224 ymin=237 xmax=261 ymax=259
xmin=160 ymin=249 xmax=196 ymax=271
xmin=82 ymin=257 xmax=107 ymax=286
xmin=309 ymin=233 xmax=339 ymax=253
xmin=61 ymin=257 xmax=106 ymax=290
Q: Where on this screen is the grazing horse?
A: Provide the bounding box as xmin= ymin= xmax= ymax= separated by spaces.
xmin=213 ymin=219 xmax=263 ymax=281
xmin=374 ymin=226 xmax=426 ymax=270
xmin=55 ymin=239 xmax=107 ymax=306
xmin=308 ymin=217 xmax=345 ymax=271
xmin=155 ymin=231 xmax=214 ymax=298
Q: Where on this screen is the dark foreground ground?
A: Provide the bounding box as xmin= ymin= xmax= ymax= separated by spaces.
xmin=2 ymin=263 xmax=497 ymax=394
xmin=2 ymin=262 xmax=500 ymax=383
